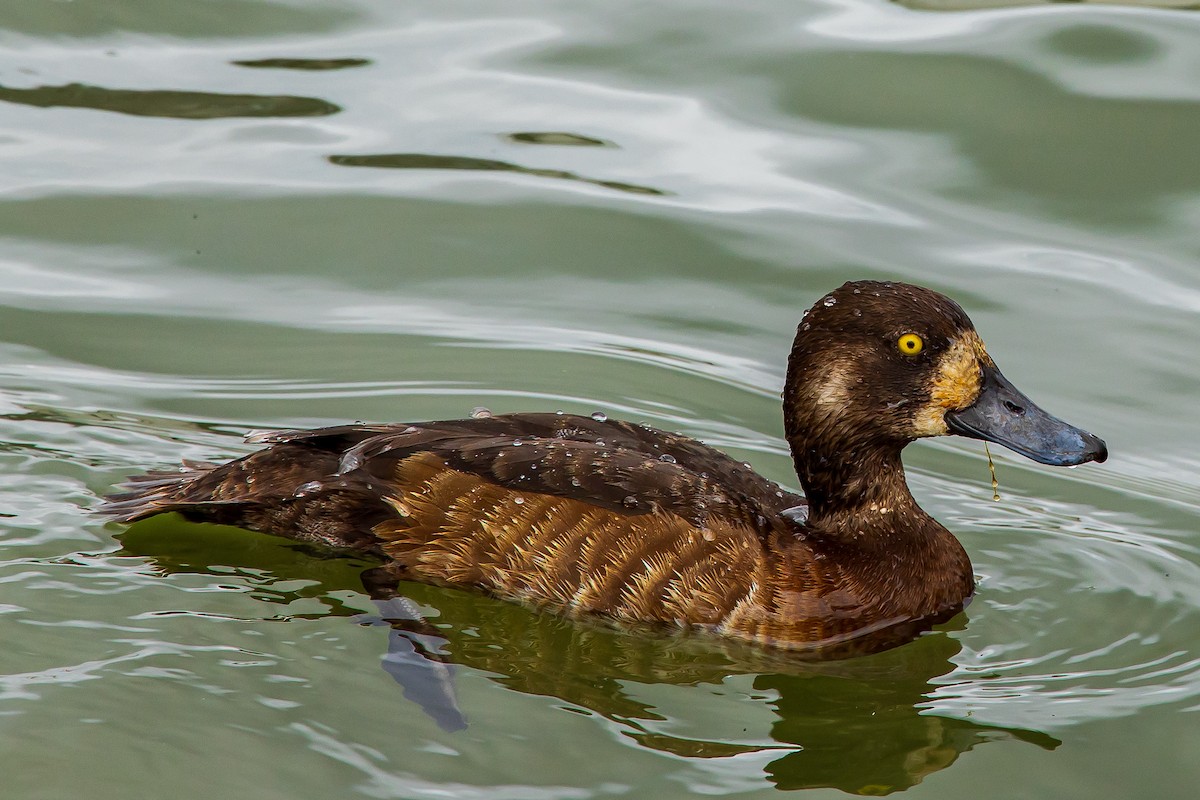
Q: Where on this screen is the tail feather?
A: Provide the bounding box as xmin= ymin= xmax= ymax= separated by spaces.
xmin=99 ymin=463 xmax=223 ymax=523
xmin=99 ymin=445 xmax=393 ymax=553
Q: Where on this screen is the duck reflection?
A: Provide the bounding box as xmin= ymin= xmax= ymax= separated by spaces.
xmin=364 ymin=583 xmax=1058 ymax=795
xmin=117 ymin=518 xmax=1057 ymax=795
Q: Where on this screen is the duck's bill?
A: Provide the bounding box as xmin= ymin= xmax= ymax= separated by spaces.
xmin=944 ymin=363 xmax=1107 ymax=467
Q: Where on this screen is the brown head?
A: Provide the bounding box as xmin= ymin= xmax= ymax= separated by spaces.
xmin=783 ymin=280 xmax=1106 ymax=517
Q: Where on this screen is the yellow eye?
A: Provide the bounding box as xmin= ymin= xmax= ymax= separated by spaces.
xmin=897 ymin=333 xmax=924 ymax=356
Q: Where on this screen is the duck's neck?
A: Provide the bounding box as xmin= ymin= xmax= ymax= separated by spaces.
xmin=784 ymin=430 xmax=974 ymax=612
xmin=788 ymin=433 xmax=918 ymax=523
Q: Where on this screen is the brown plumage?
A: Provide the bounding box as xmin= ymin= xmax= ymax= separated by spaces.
xmin=101 ymin=281 xmax=1107 ymax=655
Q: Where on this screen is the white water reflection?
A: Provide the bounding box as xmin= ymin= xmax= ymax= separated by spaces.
xmin=0 ymin=20 xmax=915 ymax=222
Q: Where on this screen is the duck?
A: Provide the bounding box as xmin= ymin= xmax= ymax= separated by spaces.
xmin=102 ymin=281 xmax=1107 ymax=654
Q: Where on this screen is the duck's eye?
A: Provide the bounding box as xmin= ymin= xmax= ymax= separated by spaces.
xmin=897 ymin=333 xmax=924 ymax=356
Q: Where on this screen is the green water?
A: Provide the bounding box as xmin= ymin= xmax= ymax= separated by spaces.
xmin=1 ymin=1 xmax=1197 ymax=797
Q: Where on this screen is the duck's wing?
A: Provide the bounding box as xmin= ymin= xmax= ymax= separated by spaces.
xmin=253 ymin=412 xmax=805 ymax=533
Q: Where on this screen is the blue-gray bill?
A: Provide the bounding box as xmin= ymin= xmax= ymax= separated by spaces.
xmin=945 ymin=363 xmax=1108 ymax=467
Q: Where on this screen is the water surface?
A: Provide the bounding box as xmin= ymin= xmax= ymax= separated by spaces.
xmin=1 ymin=1 xmax=1198 ymax=798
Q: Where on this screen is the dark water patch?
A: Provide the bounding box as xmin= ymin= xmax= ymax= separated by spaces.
xmin=507 ymin=131 xmax=611 ymax=147
xmin=231 ymin=57 xmax=371 ymax=71
xmin=328 ymin=152 xmax=666 ymax=196
xmin=0 ymin=82 xmax=340 ymax=119
xmin=1042 ymin=25 xmax=1162 ymax=64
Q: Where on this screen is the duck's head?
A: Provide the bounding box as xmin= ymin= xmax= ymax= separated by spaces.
xmin=784 ymin=281 xmax=1106 ymax=489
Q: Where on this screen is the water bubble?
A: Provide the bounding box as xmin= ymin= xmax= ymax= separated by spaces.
xmin=852 ymin=287 xmax=861 ymax=294
xmin=659 ymin=453 xmax=677 ymax=464
xmin=471 ymin=406 xmax=492 ymax=419
xmin=623 ymin=495 xmax=638 ymax=507
xmin=511 ymin=439 xmax=523 ymax=446
xmin=293 ymin=480 xmax=322 ymax=497
xmin=513 ymin=496 xmax=525 ymax=505
xmin=591 ymin=411 xmax=608 ymax=422
xmin=701 ymin=530 xmax=716 ymax=541
xmin=801 ymin=322 xmax=811 ymax=331
xmin=555 ymin=410 xmax=564 ymax=415
xmin=823 ymin=296 xmax=837 ymax=307
xmin=570 ymin=477 xmax=581 ymax=487
xmin=852 ymin=309 xmax=862 ymax=317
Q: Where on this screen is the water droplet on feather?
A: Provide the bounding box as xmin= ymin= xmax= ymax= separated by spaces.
xmin=293 ymin=481 xmax=322 ymax=497
xmin=591 ymin=411 xmax=608 ymax=422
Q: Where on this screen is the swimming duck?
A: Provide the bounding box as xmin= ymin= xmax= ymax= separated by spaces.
xmin=103 ymin=281 xmax=1106 ymax=653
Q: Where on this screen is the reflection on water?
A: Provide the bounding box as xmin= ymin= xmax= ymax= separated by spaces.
xmin=0 ymin=0 xmax=362 ymax=38
xmin=116 ymin=515 xmax=1057 ymax=796
xmin=374 ymin=601 xmax=1058 ymax=795
xmin=231 ymin=57 xmax=371 ymax=71
xmin=0 ymin=82 xmax=340 ymax=119
xmin=2 ymin=0 xmax=1198 ymax=796
xmin=329 ymin=152 xmax=667 ymax=196
xmin=508 ymin=131 xmax=612 ymax=147
xmin=775 ymin=50 xmax=1200 ymax=224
